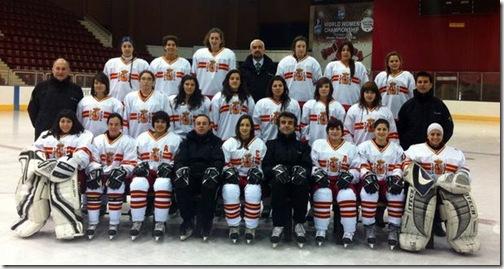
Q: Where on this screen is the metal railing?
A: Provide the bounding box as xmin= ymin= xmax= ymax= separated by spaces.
xmin=0 ymin=70 xmax=95 ymax=88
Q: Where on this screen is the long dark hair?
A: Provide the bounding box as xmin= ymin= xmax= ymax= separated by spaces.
xmin=266 ymin=76 xmax=290 ymax=112
xmin=314 ymin=77 xmax=335 ymax=120
xmin=358 ymin=81 xmax=382 ymax=110
xmin=221 ymin=69 xmax=250 ymax=104
xmin=234 ymin=114 xmax=255 ymax=150
xmin=337 ymin=40 xmax=356 ymax=78
xmin=91 ymin=72 xmax=110 ymax=97
xmin=174 ymin=75 xmax=204 ymax=110
xmin=43 ymin=109 xmax=84 ymax=140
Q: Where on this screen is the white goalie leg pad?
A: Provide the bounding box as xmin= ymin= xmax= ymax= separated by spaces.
xmin=438 ymin=189 xmax=480 ymax=254
xmin=49 ymin=172 xmax=84 ymax=240
xmin=399 ymin=162 xmax=437 ymax=252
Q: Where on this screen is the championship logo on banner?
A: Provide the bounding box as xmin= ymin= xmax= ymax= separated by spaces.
xmin=309 ymin=1 xmax=374 ymax=71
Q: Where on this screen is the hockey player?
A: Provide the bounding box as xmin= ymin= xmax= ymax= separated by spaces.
xmin=276 ymin=35 xmax=322 ymax=107
xmin=150 ymin=35 xmax=191 ymax=97
xmin=192 ymin=28 xmax=236 ymax=98
xmin=129 ymin=111 xmax=182 ymax=241
xmin=357 ymin=119 xmax=405 ymax=249
xmin=253 ymin=76 xmax=300 ymax=141
xmin=167 ymin=75 xmax=211 ymax=138
xmin=300 ymin=77 xmax=346 ymax=145
xmin=77 ymin=72 xmax=123 ymax=136
xmin=12 ymin=109 xmax=93 ymax=240
xmin=221 ymin=115 xmax=267 ymax=244
xmin=324 ymin=40 xmax=369 ymax=111
xmin=123 ymin=70 xmax=169 ymax=138
xmin=173 ymin=114 xmax=225 ymax=241
xmin=85 ymin=113 xmax=136 ymax=240
xmin=344 ymin=81 xmax=398 ymax=145
xmin=103 ymin=36 xmax=149 ymax=102
xmin=210 ymin=69 xmax=255 ymax=141
xmin=400 ymin=123 xmax=480 ymax=254
xmin=374 ymin=51 xmax=415 ymax=121
xmin=262 ymin=112 xmax=312 ymax=248
xmin=310 ymin=118 xmax=360 ymax=247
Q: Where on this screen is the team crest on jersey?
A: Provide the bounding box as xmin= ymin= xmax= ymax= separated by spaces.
xmin=91 ymin=107 xmax=102 ymax=121
xmin=294 ymin=68 xmax=306 ymax=81
xmin=270 ymin=111 xmax=280 ymax=123
xmin=181 ymin=112 xmax=192 ymax=125
xmin=433 ymin=159 xmax=445 ymax=175
xmin=242 ymin=153 xmax=253 ymax=168
xmin=318 ymin=112 xmax=328 ymax=125
xmin=328 ymin=157 xmax=340 ymax=172
xmin=255 ymin=150 xmax=261 ymax=165
xmin=387 ymin=81 xmax=398 ymax=95
xmin=340 ymin=72 xmax=351 ymax=85
xmin=105 ymin=152 xmax=114 ymax=166
xmin=231 ymin=101 xmax=241 ymax=114
xmin=373 ymin=159 xmax=386 ymax=176
xmin=207 ymin=60 xmax=217 ymax=72
xmin=151 ymin=147 xmax=161 ymax=162
xmin=139 ymin=109 xmax=149 ymax=123
xmin=119 ymin=70 xmax=129 ymax=82
xmin=164 ymin=68 xmax=175 ymax=81
xmin=55 ymin=143 xmax=65 ymax=158
xmin=366 ymin=118 xmax=375 ymax=132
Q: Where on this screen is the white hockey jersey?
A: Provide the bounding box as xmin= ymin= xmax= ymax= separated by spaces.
xmin=324 ymin=60 xmax=369 ymax=108
xmin=374 ymin=71 xmax=415 ymax=120
xmin=210 ymin=92 xmax=255 ymax=141
xmin=222 ymin=136 xmax=267 ymax=177
xmin=300 ymin=99 xmax=346 ymax=145
xmin=76 ymin=96 xmax=124 ymax=137
xmin=357 ymin=139 xmax=404 ymax=181
xmin=343 ymin=104 xmax=398 ymax=145
xmin=252 ymin=97 xmax=301 ymax=141
xmin=167 ymin=94 xmax=211 ymax=138
xmin=136 ymin=130 xmax=182 ymax=170
xmin=103 ymin=57 xmax=150 ymax=102
xmin=191 ymin=47 xmax=236 ymax=97
xmin=149 ymin=56 xmax=191 ymax=97
xmin=123 ymin=90 xmax=169 ymax=138
xmin=276 ymin=55 xmax=322 ymax=102
xmin=89 ymin=133 xmax=137 ymax=174
xmin=33 ymin=130 xmax=94 ymax=169
xmin=403 ymin=143 xmax=470 ymax=180
xmin=310 ymin=138 xmax=360 ymax=182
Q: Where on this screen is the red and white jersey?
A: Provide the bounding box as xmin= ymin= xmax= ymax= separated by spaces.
xmin=210 ymin=92 xmax=255 ymax=141
xmin=300 ymin=99 xmax=346 ymax=145
xmin=191 ymin=47 xmax=236 ymax=97
xmin=167 ymin=94 xmax=211 ymax=138
xmin=324 ymin=60 xmax=369 ymax=108
xmin=403 ymin=143 xmax=470 ymax=181
xmin=252 ymin=97 xmax=301 ymax=141
xmin=357 ymin=139 xmax=404 ymax=181
xmin=222 ymin=136 xmax=267 ymax=177
xmin=343 ymin=104 xmax=398 ymax=145
xmin=123 ymin=90 xmax=169 ymax=138
xmin=276 ymin=55 xmax=322 ymax=102
xmin=149 ymin=56 xmax=191 ymax=96
xmin=374 ymin=71 xmax=415 ymax=120
xmin=136 ymin=130 xmax=182 ymax=170
xmin=90 ymin=133 xmax=137 ymax=174
xmin=103 ymin=57 xmax=150 ymax=102
xmin=33 ymin=130 xmax=94 ymax=169
xmin=76 ymin=96 xmax=124 ymax=137
xmin=310 ymin=139 xmax=360 ymax=182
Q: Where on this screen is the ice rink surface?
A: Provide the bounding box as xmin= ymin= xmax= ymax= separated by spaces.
xmin=0 ymin=112 xmax=500 ymax=266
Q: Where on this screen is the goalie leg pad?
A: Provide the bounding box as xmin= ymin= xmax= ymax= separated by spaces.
xmin=49 ymin=173 xmax=84 ymax=240
xmin=399 ymin=185 xmax=437 ymax=252
xmin=11 ymin=175 xmax=50 ymax=238
xmin=438 ymin=189 xmax=480 ymax=254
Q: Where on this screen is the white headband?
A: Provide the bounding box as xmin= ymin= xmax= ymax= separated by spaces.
xmin=427 ymin=123 xmax=443 ymax=135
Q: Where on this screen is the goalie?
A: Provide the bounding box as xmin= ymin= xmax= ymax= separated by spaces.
xmin=12 ymin=110 xmax=94 ymax=240
xmin=400 ymin=123 xmax=480 ymax=254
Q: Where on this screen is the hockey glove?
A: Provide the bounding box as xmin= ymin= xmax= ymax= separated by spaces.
xmin=363 ymin=173 xmax=379 ymax=194
xmin=107 ymin=167 xmax=127 ymax=189
xmin=272 ymin=164 xmax=290 ymax=184
xmin=157 ymin=162 xmax=174 ymax=178
xmin=312 ymin=168 xmax=329 ymax=188
xmin=291 ymin=165 xmax=308 ymax=185
xmin=202 ymin=167 xmax=220 ymax=189
xmin=222 ymin=166 xmax=239 ymax=184
xmin=173 ymin=166 xmax=190 ymax=189
xmin=87 ymin=168 xmax=103 ymax=189
xmin=247 ymin=167 xmax=263 ymax=185
xmin=337 ymin=171 xmax=353 ymax=190
xmin=386 ymin=175 xmax=404 ymax=195
xmin=133 ymin=162 xmax=150 ymax=177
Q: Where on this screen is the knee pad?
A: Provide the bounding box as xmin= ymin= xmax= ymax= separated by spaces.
xmin=130 ymin=177 xmax=149 ymax=191
xmin=244 ymin=184 xmax=261 ymax=203
xmin=336 ymin=188 xmax=356 ymax=203
xmin=438 ymin=189 xmax=480 ymax=254
xmin=399 ymin=162 xmax=437 ymax=252
xmin=313 ymin=187 xmax=332 ymax=203
xmin=49 ymin=175 xmax=83 ymax=240
xmin=153 ymin=177 xmax=171 ymax=191
xmin=222 ymin=183 xmax=240 ymax=203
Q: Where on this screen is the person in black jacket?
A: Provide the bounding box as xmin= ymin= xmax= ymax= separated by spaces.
xmin=28 ymin=58 xmax=83 ymax=140
xmin=262 ymin=111 xmax=312 ymax=248
xmin=173 ymin=114 xmax=225 ymax=241
xmin=239 ymin=39 xmax=277 ymax=102
xmin=397 ymin=71 xmax=453 ymax=151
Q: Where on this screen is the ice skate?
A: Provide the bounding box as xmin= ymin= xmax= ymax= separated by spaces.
xmin=364 ymin=224 xmax=376 ymax=249
xmin=229 ymin=226 xmax=240 ymax=244
xmin=153 ymin=222 xmax=165 ymax=241
xmin=129 ymin=221 xmax=142 ymax=241
xmin=294 ymin=223 xmax=306 ymax=248
xmin=270 ymin=226 xmax=284 ymax=248
xmin=342 ymin=232 xmax=354 ymax=248
xmin=388 ymin=223 xmax=400 ymax=250
xmin=86 ymin=224 xmax=97 ymax=240
xmin=108 ymin=224 xmax=118 ymax=240
xmin=245 ymin=228 xmax=255 ymax=244
xmin=315 ymin=230 xmax=326 ymax=246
